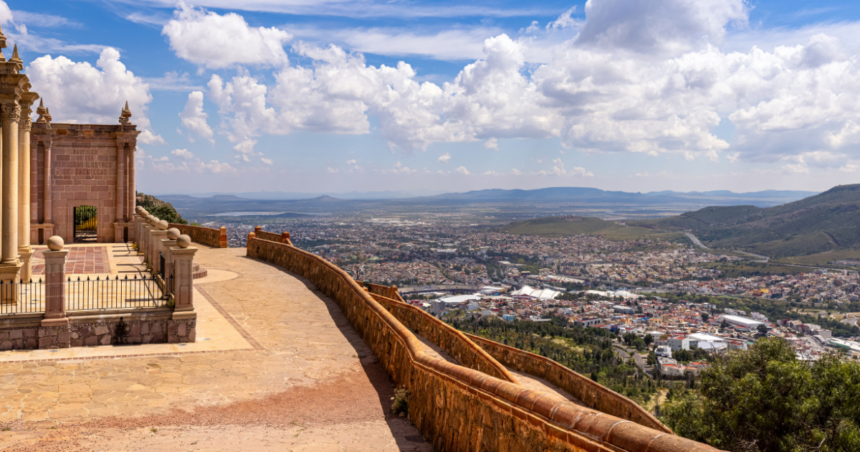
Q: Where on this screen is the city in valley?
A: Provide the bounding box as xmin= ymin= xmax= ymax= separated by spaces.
xmin=208 ymin=210 xmax=860 ymax=370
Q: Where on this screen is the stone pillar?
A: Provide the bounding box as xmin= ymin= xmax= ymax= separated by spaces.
xmin=114 ymin=143 xmax=125 ymax=239
xmin=1 ymin=102 xmax=20 ymax=267
xmin=163 ymin=228 xmax=179 ymax=291
xmin=127 ymin=145 xmax=135 ymax=227
xmin=152 ymin=220 xmax=168 ymax=276
xmin=219 ymin=226 xmax=227 ymax=248
xmin=29 ymin=136 xmax=37 ymax=244
xmin=43 ymin=138 xmax=51 ymax=226
xmin=172 ymin=234 xmax=197 ymax=316
xmin=17 ymin=100 xmax=32 ymax=280
xmin=41 ymin=236 xmax=68 ymax=328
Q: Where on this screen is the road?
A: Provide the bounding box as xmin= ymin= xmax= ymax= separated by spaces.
xmin=684 ymin=232 xmax=709 ymax=249
xmin=613 ymin=343 xmax=651 ymax=377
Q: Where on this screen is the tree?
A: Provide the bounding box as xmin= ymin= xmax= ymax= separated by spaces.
xmin=757 ymin=324 xmax=769 ymax=336
xmin=720 ymin=319 xmax=729 ymax=330
xmin=643 ymin=334 xmax=654 ymax=346
xmin=663 ymin=338 xmax=860 ymax=452
xmin=701 ymin=312 xmax=709 ymax=322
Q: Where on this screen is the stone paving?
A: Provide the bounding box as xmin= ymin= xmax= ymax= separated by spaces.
xmin=0 ymin=246 xmax=432 ymax=451
xmin=32 ymin=245 xmax=110 ymax=276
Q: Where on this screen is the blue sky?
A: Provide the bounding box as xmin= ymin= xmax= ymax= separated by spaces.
xmin=7 ymin=0 xmax=860 ymax=195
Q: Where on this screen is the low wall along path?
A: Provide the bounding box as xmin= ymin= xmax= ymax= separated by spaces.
xmin=246 ymin=234 xmax=721 ymax=452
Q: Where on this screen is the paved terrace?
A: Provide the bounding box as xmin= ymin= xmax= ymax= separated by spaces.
xmin=0 ymin=246 xmax=432 ymax=451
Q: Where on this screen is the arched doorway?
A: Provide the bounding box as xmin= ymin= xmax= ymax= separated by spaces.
xmin=74 ymin=205 xmax=98 ymax=243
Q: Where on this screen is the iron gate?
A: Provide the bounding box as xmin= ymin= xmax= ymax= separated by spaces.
xmin=74 ymin=205 xmax=98 ymax=243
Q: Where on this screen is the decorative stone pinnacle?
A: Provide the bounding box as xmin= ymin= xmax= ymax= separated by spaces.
xmin=9 ymin=44 xmax=21 ymax=66
xmin=119 ymin=100 xmax=132 ymax=125
xmin=0 ymin=24 xmax=6 ymax=50
xmin=45 ymin=107 xmax=52 ymax=123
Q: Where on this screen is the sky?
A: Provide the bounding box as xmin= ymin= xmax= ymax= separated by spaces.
xmin=6 ymin=0 xmax=860 ymax=195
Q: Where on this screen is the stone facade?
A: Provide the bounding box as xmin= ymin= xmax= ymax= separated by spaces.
xmin=246 ymin=235 xmax=721 ymax=452
xmin=30 ymin=122 xmax=139 ymax=245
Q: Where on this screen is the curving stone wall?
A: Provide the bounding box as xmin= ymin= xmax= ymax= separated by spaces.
xmin=368 ymin=292 xmax=517 ymax=383
xmin=246 ymin=236 xmax=721 ymax=452
xmin=362 ymin=281 xmax=405 ymax=302
xmin=466 ymin=333 xmax=670 ymax=433
xmin=169 ymin=224 xmax=226 ymax=248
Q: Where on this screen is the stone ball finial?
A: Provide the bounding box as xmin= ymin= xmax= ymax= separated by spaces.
xmin=167 ymin=228 xmax=180 ymax=240
xmin=157 ymin=220 xmax=169 ymax=230
xmin=140 ymin=208 xmax=149 ymax=216
xmin=147 ymin=215 xmax=157 ymax=225
xmin=177 ymin=234 xmax=191 ymax=248
xmin=47 ymin=236 xmax=64 ymax=251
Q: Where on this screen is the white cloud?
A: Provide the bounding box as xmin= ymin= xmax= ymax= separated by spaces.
xmin=27 ymin=48 xmax=161 ymax=142
xmin=437 ymin=153 xmax=451 ymax=163
xmin=261 ymin=157 xmax=273 ymax=165
xmin=11 ymin=11 xmax=81 ymax=28
xmin=195 ymin=159 xmax=236 ymax=173
xmin=233 ymin=138 xmax=258 ymax=162
xmin=171 ymin=149 xmax=195 ymax=159
xmin=576 ymin=0 xmax=748 ymax=54
xmin=537 ymin=158 xmax=593 ymax=177
xmin=162 ymin=3 xmax=292 ymax=69
xmin=547 ymin=6 xmax=577 ymax=30
xmin=0 ymin=2 xmax=12 ymax=24
xmin=139 ymin=1 xmax=860 ymax=173
xmin=455 ymin=166 xmax=471 ymax=175
xmin=179 ymin=91 xmax=214 ymax=143
xmin=383 ymin=161 xmax=417 ymax=174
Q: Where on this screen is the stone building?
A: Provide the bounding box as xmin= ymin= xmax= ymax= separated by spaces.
xmin=0 ymin=25 xmax=136 ymax=288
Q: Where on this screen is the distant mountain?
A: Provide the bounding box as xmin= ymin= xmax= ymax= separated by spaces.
xmin=423 ymin=187 xmax=816 ymax=207
xmin=630 ymin=184 xmax=860 ymax=258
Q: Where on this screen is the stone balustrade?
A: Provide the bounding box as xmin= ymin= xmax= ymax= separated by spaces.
xmin=169 ymin=223 xmax=227 ymax=248
xmin=361 ymin=281 xmax=405 ymax=302
xmin=246 ymin=234 xmax=721 ymax=452
xmin=367 ymin=291 xmax=517 ymax=383
xmin=465 ymin=333 xmax=671 ymax=433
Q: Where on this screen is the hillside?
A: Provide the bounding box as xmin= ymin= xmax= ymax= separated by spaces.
xmin=137 ymin=193 xmax=187 ymax=225
xmin=630 ymin=184 xmax=860 ymax=258
xmin=500 ymin=216 xmax=687 ymax=242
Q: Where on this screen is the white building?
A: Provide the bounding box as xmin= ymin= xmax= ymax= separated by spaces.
xmin=722 ymin=314 xmax=765 ymax=331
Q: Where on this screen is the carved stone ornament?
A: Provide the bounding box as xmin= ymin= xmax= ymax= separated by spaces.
xmin=1 ymin=103 xmax=20 ymax=122
xmin=19 ymin=114 xmax=31 ymax=132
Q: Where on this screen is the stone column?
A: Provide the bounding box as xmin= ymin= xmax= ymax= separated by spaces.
xmin=152 ymin=220 xmax=168 ymax=276
xmin=163 ymin=227 xmax=179 ymax=291
xmin=146 ymin=216 xmax=158 ymax=268
xmin=18 ymin=101 xmax=32 ymax=280
xmin=114 ymin=143 xmax=125 ymax=240
xmin=172 ymin=234 xmax=197 ymax=315
xmin=1 ymin=102 xmax=20 ymax=266
xmin=29 ymin=137 xmax=37 ymax=244
xmin=127 ymin=145 xmax=135 ymax=227
xmin=219 ymin=226 xmax=228 ymax=248
xmin=43 ymin=138 xmax=51 ymax=227
xmin=41 ymin=236 xmax=68 ymax=328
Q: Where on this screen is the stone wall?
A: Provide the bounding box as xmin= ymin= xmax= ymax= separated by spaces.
xmin=362 ymin=281 xmax=405 ymax=302
xmin=0 ymin=310 xmax=195 ymax=350
xmin=466 ymin=333 xmax=671 ymax=433
xmin=170 ymin=224 xmax=225 ymax=248
xmin=368 ymin=292 xmax=516 ymax=383
xmin=253 ymin=230 xmax=285 ymax=243
xmin=246 ymin=236 xmax=720 ymax=452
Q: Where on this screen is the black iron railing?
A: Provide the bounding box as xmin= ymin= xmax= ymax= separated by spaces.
xmin=0 ymin=279 xmax=45 ymax=315
xmin=66 ymin=274 xmax=171 ymax=312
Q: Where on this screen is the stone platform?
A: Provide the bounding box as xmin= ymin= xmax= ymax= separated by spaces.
xmin=0 ymin=246 xmax=432 ymax=451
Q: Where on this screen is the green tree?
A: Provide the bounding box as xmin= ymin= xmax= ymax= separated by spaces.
xmin=663 ymin=338 xmax=860 ymax=452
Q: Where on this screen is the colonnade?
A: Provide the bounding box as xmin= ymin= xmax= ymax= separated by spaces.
xmin=0 ymin=29 xmax=39 ymax=293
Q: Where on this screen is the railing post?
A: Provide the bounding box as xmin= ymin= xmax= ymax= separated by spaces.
xmin=281 ymin=231 xmax=291 ymax=245
xmin=172 ymin=234 xmax=197 ymax=314
xmin=246 ymin=231 xmax=255 ymax=250
xmin=41 ymin=236 xmax=70 ymax=347
xmin=145 ymin=215 xmax=158 ymax=268
xmin=219 ymin=226 xmax=228 ymax=248
xmin=163 ymin=227 xmax=179 ymax=286
xmin=152 ymin=220 xmax=169 ymax=276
